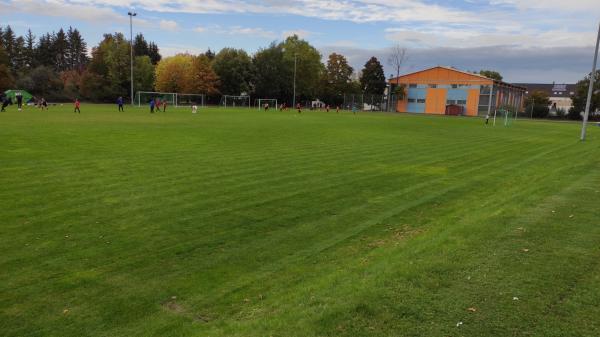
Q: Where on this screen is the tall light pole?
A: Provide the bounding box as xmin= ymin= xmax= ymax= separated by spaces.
xmin=581 ymin=22 xmax=600 ymax=141
xmin=128 ymin=11 xmax=137 ymax=106
xmin=293 ymin=53 xmax=297 ymax=108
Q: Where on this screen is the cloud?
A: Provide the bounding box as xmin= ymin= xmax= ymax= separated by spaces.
xmin=318 ymin=44 xmax=596 ymax=83
xmin=159 ymin=20 xmax=179 ymax=31
xmin=384 ymin=27 xmax=597 ymax=49
xmin=227 ymin=26 xmax=277 ymax=38
xmin=282 ymin=30 xmax=312 ymax=39
xmin=0 ymin=0 xmax=128 ymax=24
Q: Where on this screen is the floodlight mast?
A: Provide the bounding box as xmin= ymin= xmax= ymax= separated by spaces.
xmin=581 ymin=22 xmax=600 ymax=141
xmin=293 ymin=53 xmax=297 ymax=108
xmin=128 ymin=11 xmax=137 ymax=106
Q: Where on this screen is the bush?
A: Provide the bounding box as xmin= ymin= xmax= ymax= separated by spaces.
xmin=525 ymin=104 xmax=549 ymax=118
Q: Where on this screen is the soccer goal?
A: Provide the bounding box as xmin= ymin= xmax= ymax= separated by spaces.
xmin=136 ymin=91 xmax=176 ymax=107
xmin=255 ymin=98 xmax=278 ymax=110
xmin=176 ymin=94 xmax=205 ymax=108
xmin=220 ymin=95 xmax=250 ymax=108
xmin=493 ymin=108 xmax=515 ymax=127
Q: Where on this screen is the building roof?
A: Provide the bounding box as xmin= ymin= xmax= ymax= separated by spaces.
xmin=390 ymin=66 xmax=526 ymax=91
xmin=512 ymin=83 xmax=577 ymax=98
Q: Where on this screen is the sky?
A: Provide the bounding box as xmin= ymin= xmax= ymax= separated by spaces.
xmin=2 ymin=0 xmax=600 ymax=83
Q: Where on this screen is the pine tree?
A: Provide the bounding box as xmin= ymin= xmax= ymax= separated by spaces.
xmin=2 ymin=26 xmax=16 ymax=71
xmin=36 ymin=33 xmax=55 ymax=67
xmin=133 ymin=34 xmax=149 ymax=57
xmin=148 ymin=42 xmax=161 ymax=65
xmin=53 ymin=28 xmax=69 ymax=71
xmin=359 ymin=57 xmax=386 ymax=95
xmin=67 ymin=27 xmax=88 ymax=70
xmin=24 ymin=29 xmax=36 ymax=69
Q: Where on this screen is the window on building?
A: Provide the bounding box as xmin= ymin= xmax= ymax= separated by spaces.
xmin=417 ymin=99 xmax=426 ymax=103
xmin=451 ymin=84 xmax=459 ymax=88
xmin=408 ymin=98 xmax=416 ymax=103
xmin=447 ymin=100 xmax=456 ymax=105
xmin=429 ymin=84 xmax=437 ymax=88
xmin=457 ymin=100 xmax=467 ymax=105
xmin=408 ymin=84 xmax=417 ymax=88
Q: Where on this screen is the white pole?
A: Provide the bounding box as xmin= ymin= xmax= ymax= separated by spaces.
xmin=581 ymin=22 xmax=600 ymax=141
xmin=487 ymin=83 xmax=494 ymax=118
xmin=293 ymin=53 xmax=297 ymax=108
xmin=493 ymin=109 xmax=497 ymax=126
xmin=128 ymin=11 xmax=136 ymax=106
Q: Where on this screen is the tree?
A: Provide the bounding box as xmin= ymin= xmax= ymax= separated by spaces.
xmin=321 ymin=53 xmax=353 ymax=104
xmin=280 ymin=35 xmax=324 ymax=101
xmin=0 ymin=45 xmax=13 ymax=91
xmin=133 ymin=34 xmax=149 ymax=57
xmin=479 ymin=70 xmax=503 ymax=81
xmin=188 ymin=54 xmax=220 ymax=95
xmin=85 ymin=33 xmax=131 ymax=100
xmin=388 ymin=44 xmax=406 ymax=90
xmin=205 ymin=48 xmax=215 ymax=61
xmin=36 ymin=33 xmax=55 ymax=68
xmin=148 ymin=42 xmax=161 ymax=65
xmin=253 ymin=43 xmax=287 ymax=100
xmin=17 ymin=66 xmax=62 ymax=98
xmin=24 ymin=29 xmax=36 ymax=69
xmin=360 ymin=56 xmax=386 ymax=95
xmin=154 ymin=53 xmax=219 ymax=94
xmin=133 ymin=55 xmax=155 ymax=92
xmin=569 ymin=70 xmax=600 ymax=120
xmin=67 ymin=27 xmax=88 ymax=70
xmin=53 ymin=28 xmax=69 ymax=72
xmin=525 ymin=90 xmax=551 ymax=118
xmin=155 ymin=54 xmax=194 ymax=93
xmin=212 ymin=48 xmax=254 ymax=95
xmin=2 ymin=26 xmax=16 ymax=71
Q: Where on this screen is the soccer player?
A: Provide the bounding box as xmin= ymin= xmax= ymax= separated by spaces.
xmin=117 ymin=96 xmax=124 ymax=112
xmin=150 ymin=99 xmax=155 ymax=113
xmin=15 ymin=91 xmax=23 ymax=111
xmin=41 ymin=98 xmax=48 ymax=110
xmin=74 ymin=98 xmax=81 ymax=113
xmin=191 ymin=105 xmax=198 ymax=114
xmin=1 ymin=95 xmax=10 ymax=112
xmin=296 ymin=103 xmax=302 ymax=114
xmin=162 ymin=100 xmax=167 ymax=112
xmin=155 ymin=98 xmax=161 ymax=112
xmin=326 ymin=104 xmax=330 ymax=113
xmin=485 ymin=113 xmax=490 ymax=125
xmin=264 ymin=103 xmax=269 ymax=111
xmin=336 ymin=105 xmax=340 ymax=114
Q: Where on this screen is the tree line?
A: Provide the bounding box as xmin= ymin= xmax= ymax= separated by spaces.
xmin=0 ymin=25 xmax=387 ymax=105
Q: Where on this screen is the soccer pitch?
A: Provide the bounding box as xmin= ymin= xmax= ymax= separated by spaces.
xmin=1 ymin=105 xmax=600 ymax=336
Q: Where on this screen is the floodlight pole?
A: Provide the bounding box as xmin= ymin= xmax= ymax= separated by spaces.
xmin=128 ymin=11 xmax=137 ymax=106
xmin=581 ymin=22 xmax=600 ymax=141
xmin=293 ymin=53 xmax=297 ymax=108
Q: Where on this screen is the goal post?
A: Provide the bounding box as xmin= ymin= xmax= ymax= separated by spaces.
xmin=255 ymin=98 xmax=278 ymax=110
xmin=220 ymin=95 xmax=250 ymax=108
xmin=136 ymin=91 xmax=176 ymax=107
xmin=176 ymin=93 xmax=205 ymax=108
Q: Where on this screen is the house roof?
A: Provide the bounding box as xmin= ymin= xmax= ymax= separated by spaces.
xmin=390 ymin=66 xmax=526 ymax=91
xmin=512 ymin=83 xmax=577 ymax=97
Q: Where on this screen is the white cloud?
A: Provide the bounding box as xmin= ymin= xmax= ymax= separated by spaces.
xmin=159 ymin=20 xmax=179 ymax=31
xmin=282 ymin=30 xmax=312 ymax=39
xmin=194 ymin=26 xmax=207 ymax=33
xmin=227 ymin=26 xmax=277 ymax=38
xmin=384 ymin=27 xmax=597 ymax=49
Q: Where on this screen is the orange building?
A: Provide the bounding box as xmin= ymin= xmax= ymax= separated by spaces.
xmin=389 ymin=66 xmax=526 ymax=116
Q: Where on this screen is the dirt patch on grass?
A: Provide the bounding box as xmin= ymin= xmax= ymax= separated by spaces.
xmin=162 ymin=299 xmax=211 ymax=323
xmin=368 ymin=225 xmax=425 ymax=248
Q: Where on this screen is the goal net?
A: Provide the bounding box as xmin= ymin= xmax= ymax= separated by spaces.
xmin=255 ymin=98 xmax=278 ymax=110
xmin=136 ymin=91 xmax=176 ymax=107
xmin=220 ymin=95 xmax=250 ymax=108
xmin=176 ymin=94 xmax=205 ymax=107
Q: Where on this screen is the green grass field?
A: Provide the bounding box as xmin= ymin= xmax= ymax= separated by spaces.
xmin=1 ymin=104 xmax=600 ymax=336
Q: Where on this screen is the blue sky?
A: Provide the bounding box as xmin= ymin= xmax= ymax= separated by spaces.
xmin=2 ymin=0 xmax=600 ymax=82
